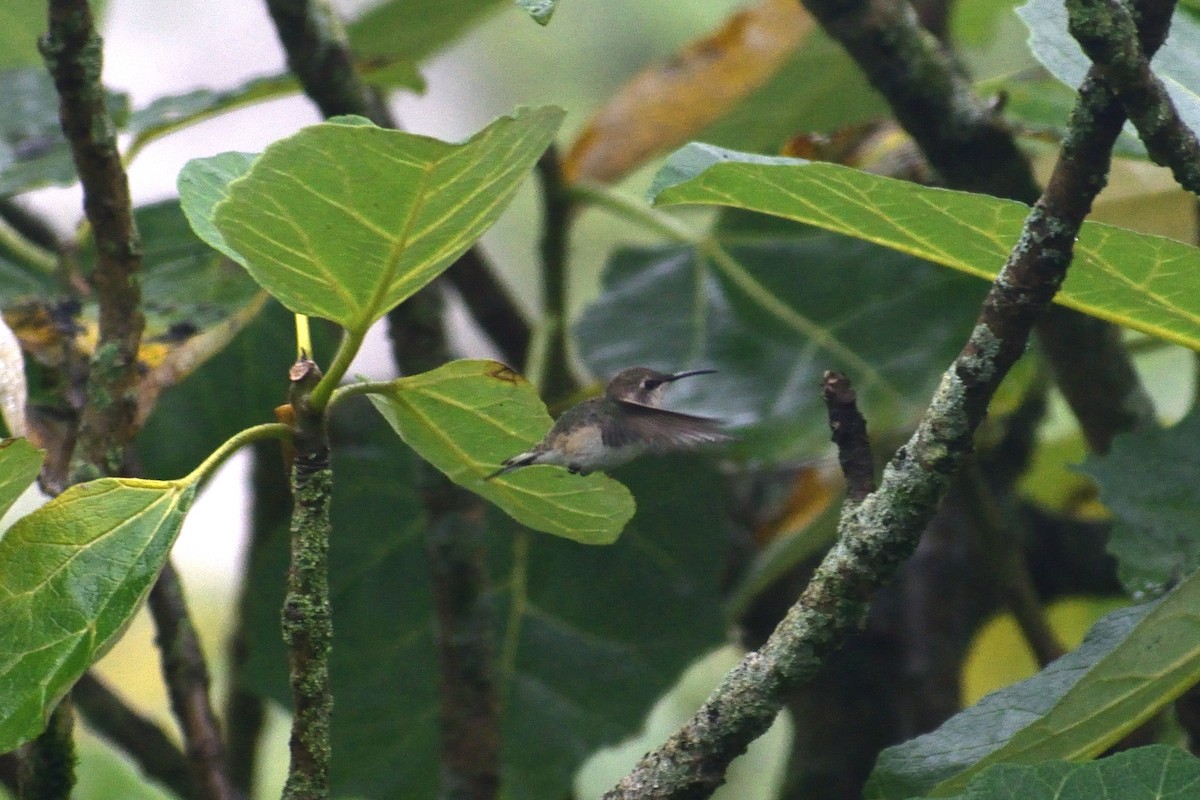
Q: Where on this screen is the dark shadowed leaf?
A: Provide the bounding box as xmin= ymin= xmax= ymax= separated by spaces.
xmin=0 ymin=68 xmax=128 ymax=197
xmin=237 ymin=406 xmax=726 ymax=799
xmin=867 ymin=575 xmax=1200 ymax=798
xmin=492 ymin=455 xmax=728 ymax=798
xmin=576 ymin=228 xmax=983 ymax=461
xmin=1079 ymin=408 xmax=1200 ymax=597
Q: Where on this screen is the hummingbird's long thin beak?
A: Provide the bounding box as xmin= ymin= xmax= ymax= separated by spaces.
xmin=665 ymin=368 xmax=717 ymax=382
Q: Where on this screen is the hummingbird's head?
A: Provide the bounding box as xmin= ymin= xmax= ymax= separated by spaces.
xmin=605 ymin=367 xmax=716 ymax=406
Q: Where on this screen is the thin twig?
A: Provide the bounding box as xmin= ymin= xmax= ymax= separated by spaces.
xmin=603 ymin=3 xmax=1176 ymax=796
xmin=40 ymin=0 xmax=145 ymax=488
xmin=1068 ymin=0 xmax=1200 ymax=195
xmin=148 ymin=562 xmax=239 ymax=800
xmin=535 ymin=145 xmax=575 ymax=401
xmin=72 ymin=673 xmax=192 ymax=799
xmin=821 ymin=371 xmax=875 ymax=504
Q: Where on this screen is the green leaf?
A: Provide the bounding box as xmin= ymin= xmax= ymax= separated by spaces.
xmin=209 ymin=106 xmax=562 ymax=333
xmin=1079 ymin=407 xmax=1200 ymax=597
xmin=126 ymin=73 xmax=297 ymax=155
xmin=177 ymin=151 xmax=258 ymax=267
xmin=0 ymin=477 xmax=195 ymax=751
xmin=0 ymin=438 xmax=43 ymax=518
xmin=867 ymin=573 xmax=1200 ymax=798
xmin=0 ymin=4 xmax=50 ymax=69
xmin=347 ymin=0 xmax=509 ymax=89
xmin=937 ymin=746 xmax=1200 ymax=800
xmin=652 ymin=144 xmax=1200 ymax=351
xmin=576 ymin=230 xmax=983 ymax=460
xmin=367 ymin=359 xmax=636 ymax=544
xmin=0 ymin=67 xmax=129 ymax=197
xmin=1018 ymin=0 xmax=1200 ymax=137
xmin=515 ymin=0 xmax=557 ymax=25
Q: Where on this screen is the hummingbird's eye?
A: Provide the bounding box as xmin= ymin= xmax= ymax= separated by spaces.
xmin=642 ymin=379 xmax=661 ymax=390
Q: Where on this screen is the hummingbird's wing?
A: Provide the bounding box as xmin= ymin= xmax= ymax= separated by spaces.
xmin=604 ymin=403 xmax=735 ymax=452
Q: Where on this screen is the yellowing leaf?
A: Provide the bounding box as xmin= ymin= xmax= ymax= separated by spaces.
xmin=562 ymin=0 xmax=813 ymax=185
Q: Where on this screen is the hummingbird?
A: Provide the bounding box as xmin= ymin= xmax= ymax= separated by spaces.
xmin=485 ymin=367 xmax=733 ymax=479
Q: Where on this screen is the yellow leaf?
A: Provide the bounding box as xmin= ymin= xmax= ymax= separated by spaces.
xmin=563 ymin=0 xmax=813 ymax=185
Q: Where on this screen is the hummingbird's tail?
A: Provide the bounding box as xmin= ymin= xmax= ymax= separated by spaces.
xmin=483 ymin=451 xmax=538 ymax=480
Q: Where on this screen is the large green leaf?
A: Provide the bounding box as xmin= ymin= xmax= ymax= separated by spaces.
xmin=867 ymin=573 xmax=1200 ymax=798
xmin=1018 ymin=0 xmax=1200 ymax=136
xmin=0 ymin=438 xmax=42 ymax=519
xmin=177 ymin=151 xmax=258 ymax=268
xmin=575 ymin=229 xmax=984 ymax=460
xmin=205 ymin=107 xmax=562 ymax=333
xmin=238 ymin=405 xmax=726 ymax=799
xmin=651 ymin=144 xmax=1200 ymax=351
xmin=367 ymin=359 xmax=636 ymax=544
xmin=936 ymin=746 xmax=1200 ymax=800
xmin=0 ymin=67 xmax=129 ymax=198
xmin=0 ymin=477 xmax=195 ymax=751
xmin=1079 ymin=407 xmax=1200 ymax=597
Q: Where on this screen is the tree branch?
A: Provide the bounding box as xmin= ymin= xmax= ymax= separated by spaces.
xmin=798 ymin=0 xmax=1155 ymax=454
xmin=1068 ymin=0 xmax=1200 ymax=195
xmin=147 ymin=562 xmax=238 ymax=800
xmin=603 ymin=4 xmax=1175 ymax=796
xmin=40 ymin=0 xmax=145 ymax=488
xmin=72 ymin=673 xmax=193 ymax=800
xmin=821 ymin=371 xmax=875 ymax=504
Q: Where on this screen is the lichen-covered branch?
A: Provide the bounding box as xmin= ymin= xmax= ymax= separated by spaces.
xmin=1068 ymin=0 xmax=1200 ymax=195
xmin=603 ymin=5 xmax=1175 ymax=797
xmin=40 ymin=0 xmax=145 ymax=487
xmin=148 ymin=562 xmax=238 ymax=800
xmin=281 ymin=359 xmax=333 ymax=800
xmin=262 ymin=4 xmax=509 ymax=797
